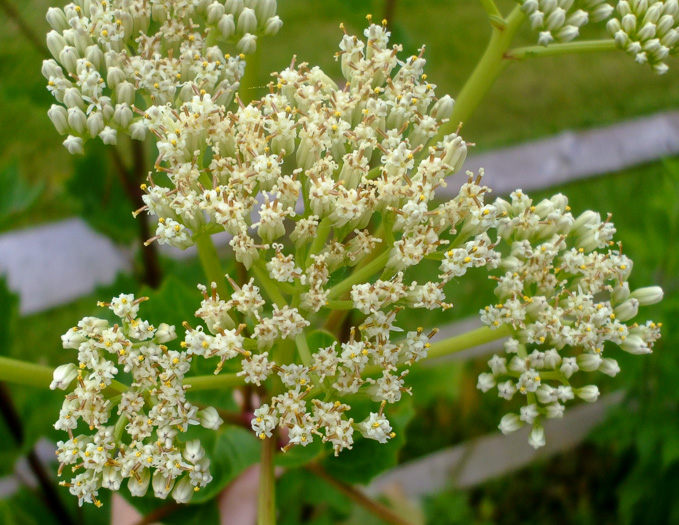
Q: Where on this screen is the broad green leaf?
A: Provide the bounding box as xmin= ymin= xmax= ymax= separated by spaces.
xmin=191 ymin=425 xmax=261 ymax=504
xmin=321 ymin=396 xmax=414 ymax=484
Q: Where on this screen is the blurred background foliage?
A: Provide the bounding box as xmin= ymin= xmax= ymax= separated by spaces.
xmin=0 ymin=0 xmax=677 ymax=524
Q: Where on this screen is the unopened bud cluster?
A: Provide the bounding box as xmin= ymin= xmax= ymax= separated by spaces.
xmin=476 ymin=190 xmax=662 ymax=448
xmin=518 ymin=0 xmax=613 ymax=46
xmin=607 ymin=0 xmax=679 ymax=73
xmin=43 ymin=0 xmax=281 ymax=154
xmin=52 ymin=294 xmax=223 ymax=507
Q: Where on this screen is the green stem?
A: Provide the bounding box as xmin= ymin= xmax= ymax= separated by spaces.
xmin=257 ymin=436 xmax=276 ymax=525
xmin=507 ymin=39 xmax=617 ymax=60
xmin=195 ymin=234 xmax=236 ymax=329
xmin=479 ymin=0 xmax=505 ymax=28
xmin=0 ymin=357 xmax=54 ymax=388
xmin=305 ymin=217 xmax=333 ymax=267
xmin=183 ymin=372 xmax=243 ymax=391
xmin=328 ymin=251 xmax=391 ymax=300
xmin=295 ymin=333 xmax=312 ymax=367
xmin=240 ymin=45 xmax=261 ymax=105
xmin=363 ymin=324 xmax=512 ymax=377
xmin=252 ymin=263 xmax=288 ymax=307
xmin=438 ymin=6 xmax=525 ymax=138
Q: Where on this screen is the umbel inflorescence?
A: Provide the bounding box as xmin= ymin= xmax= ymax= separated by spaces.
xmin=47 ymin=9 xmax=663 ymax=510
xmin=43 ymin=0 xmax=282 ymax=154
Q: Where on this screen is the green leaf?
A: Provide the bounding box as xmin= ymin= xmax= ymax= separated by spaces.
xmin=0 ymin=162 xmax=44 ymax=231
xmin=191 ymin=425 xmax=261 ymax=504
xmin=66 ymin=142 xmax=138 ymax=244
xmin=321 ymin=396 xmax=415 ymax=484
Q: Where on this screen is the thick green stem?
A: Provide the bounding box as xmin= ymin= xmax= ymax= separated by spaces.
xmin=328 ymin=251 xmax=391 ymax=299
xmin=240 ymin=45 xmax=261 ymax=105
xmin=438 ymin=6 xmax=525 ymax=138
xmin=195 ymin=234 xmax=236 ymax=328
xmin=363 ymin=324 xmax=512 ymax=377
xmin=257 ymin=436 xmax=276 ymax=525
xmin=0 ymin=357 xmax=54 ymax=388
xmin=507 ymin=39 xmax=617 ymax=60
xmin=305 ymin=217 xmax=333 ymax=267
xmin=183 ymin=372 xmax=243 ymax=391
xmin=479 ymin=0 xmax=503 ymax=25
xmin=295 ymin=333 xmax=312 ymax=367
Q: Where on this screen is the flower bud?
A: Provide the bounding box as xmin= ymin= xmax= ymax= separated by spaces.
xmin=128 ymin=469 xmax=150 ymax=497
xmin=657 ymin=14 xmax=675 ymax=36
xmin=538 ymin=30 xmax=554 ymax=46
xmin=591 ymin=3 xmax=614 ymax=22
xmin=115 ymin=81 xmax=136 ymax=106
xmin=614 ymin=298 xmax=639 ymax=321
xmin=599 ymin=357 xmax=621 ymax=377
xmin=637 ymin=22 xmax=657 ymax=41
xmin=238 ymin=7 xmax=257 ymax=34
xmin=430 ymin=94 xmax=454 ymax=121
xmin=172 ymin=476 xmax=194 ymax=504
xmin=219 ymin=14 xmax=236 ymax=38
xmin=152 ymin=471 xmax=174 ymax=499
xmin=46 ymin=8 xmax=69 ymax=32
xmin=256 ymin=0 xmax=277 ymax=22
xmin=199 ymin=407 xmax=223 ymax=430
xmin=42 ymin=59 xmax=62 ymax=80
xmin=112 ymin=104 xmax=133 ymax=128
xmin=441 ymin=134 xmax=467 ymax=173
xmin=48 ymin=105 xmax=69 ymax=135
xmin=102 ymin=466 xmax=123 ymax=490
xmin=476 ymin=372 xmax=496 ymax=393
xmin=560 ymin=356 xmax=578 ymax=378
xmin=99 ymin=126 xmax=118 ymax=145
xmin=546 ymin=8 xmax=567 ymax=31
xmin=545 ymin=403 xmax=564 ymax=419
xmin=62 ymin=88 xmax=84 ymax=110
xmin=498 ymin=413 xmax=523 ymax=434
xmin=544 ymin=348 xmax=562 ymax=369
xmin=536 ymin=384 xmax=557 ymax=404
xmin=237 ymin=33 xmax=257 ymax=54
xmin=620 ymin=334 xmax=651 ymax=354
xmin=151 ymin=2 xmax=168 ymax=23
xmin=572 ymin=210 xmax=600 ymax=236
xmin=528 ymin=424 xmax=545 ymax=449
xmin=59 ymin=46 xmax=79 ymax=74
xmin=576 ymin=352 xmax=603 ymax=372
xmin=207 ymin=1 xmax=225 ymax=25
xmin=264 ymin=15 xmax=283 ymax=36
xmin=567 ymin=9 xmax=588 ymax=27
xmin=521 ymin=0 xmax=539 ymax=14
xmin=85 ymin=45 xmax=104 ymax=70
xmin=225 ymin=0 xmax=245 ymax=15
xmin=611 ymin=282 xmax=630 ymax=305
xmin=575 ymin=385 xmax=600 ymax=402
xmin=183 ymin=439 xmax=205 ymax=463
xmin=67 ymin=107 xmax=87 ymax=134
xmin=87 ymin=111 xmax=105 ymax=137
xmin=622 ymin=13 xmax=637 ymax=35
xmin=155 ymin=323 xmax=177 ymax=343
xmin=630 ymin=286 xmax=663 ymax=306
xmin=46 ymin=30 xmax=67 ymax=59
xmin=129 ymin=120 xmax=147 ymax=141
xmin=556 ymin=25 xmax=579 ymax=42
xmin=50 ymin=363 xmax=78 ymax=390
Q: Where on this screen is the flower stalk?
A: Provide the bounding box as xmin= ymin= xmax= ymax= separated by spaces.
xmin=258 ymin=436 xmax=277 ymax=525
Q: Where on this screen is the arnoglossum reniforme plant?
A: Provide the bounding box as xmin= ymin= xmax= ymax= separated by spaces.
xmin=0 ymin=1 xmax=671 ymax=522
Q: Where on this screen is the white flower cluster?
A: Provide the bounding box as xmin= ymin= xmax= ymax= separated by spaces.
xmin=52 ymin=294 xmax=223 ymax=507
xmin=136 ymin=21 xmax=468 ymax=253
xmin=127 ymin=22 xmax=515 ymax=453
xmin=43 ymin=0 xmax=281 ymax=154
xmin=607 ymin=0 xmax=679 ymax=73
xmin=518 ymin=0 xmax=614 ymax=46
xmin=475 ymin=190 xmax=662 ymax=448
